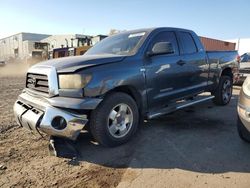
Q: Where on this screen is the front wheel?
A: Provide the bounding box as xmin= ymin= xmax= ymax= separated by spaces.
xmin=213 ymin=75 xmax=233 ymax=105
xmin=90 ymin=92 xmax=139 ymax=147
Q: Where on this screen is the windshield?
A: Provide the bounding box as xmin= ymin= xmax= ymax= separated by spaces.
xmin=85 ymin=31 xmax=146 ymax=55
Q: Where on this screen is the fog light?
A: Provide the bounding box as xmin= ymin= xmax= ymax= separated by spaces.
xmin=51 ymin=116 xmax=67 ymax=130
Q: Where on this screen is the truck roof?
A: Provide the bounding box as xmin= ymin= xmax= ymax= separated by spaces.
xmin=122 ymin=27 xmax=194 ymax=34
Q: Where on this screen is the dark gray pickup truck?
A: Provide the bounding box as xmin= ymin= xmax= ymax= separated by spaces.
xmin=14 ymin=27 xmax=239 ymax=147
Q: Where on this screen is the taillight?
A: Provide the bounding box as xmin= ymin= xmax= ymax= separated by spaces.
xmin=237 ymin=55 xmax=241 ymax=64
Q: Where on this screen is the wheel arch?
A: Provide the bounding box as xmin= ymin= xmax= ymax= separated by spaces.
xmin=102 ymin=85 xmax=145 ymax=115
xmin=220 ymin=67 xmax=233 ymax=80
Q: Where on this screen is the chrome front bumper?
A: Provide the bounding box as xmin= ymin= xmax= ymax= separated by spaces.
xmin=238 ymin=104 xmax=250 ymax=133
xmin=238 ymin=90 xmax=250 ymax=132
xmin=13 ymin=92 xmax=88 ymax=140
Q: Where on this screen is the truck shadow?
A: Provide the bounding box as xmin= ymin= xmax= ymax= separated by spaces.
xmin=57 ymin=94 xmax=250 ymax=174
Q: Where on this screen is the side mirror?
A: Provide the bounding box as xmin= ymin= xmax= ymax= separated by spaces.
xmin=147 ymin=42 xmax=174 ymax=57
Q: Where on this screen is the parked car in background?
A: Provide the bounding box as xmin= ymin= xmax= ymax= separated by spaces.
xmin=14 ymin=27 xmax=239 ymax=147
xmin=238 ymin=76 xmax=250 ymax=142
xmin=238 ymin=53 xmax=250 ymax=83
xmin=0 ymin=60 xmax=6 ymax=67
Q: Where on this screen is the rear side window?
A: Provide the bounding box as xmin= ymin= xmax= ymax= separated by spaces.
xmin=178 ymin=32 xmax=197 ymax=54
xmin=150 ymin=31 xmax=179 ymax=55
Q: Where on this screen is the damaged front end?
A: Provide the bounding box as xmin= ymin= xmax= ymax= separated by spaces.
xmin=13 ymin=65 xmax=101 ymax=140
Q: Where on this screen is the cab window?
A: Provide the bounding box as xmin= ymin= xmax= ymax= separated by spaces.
xmin=178 ymin=32 xmax=197 ymax=54
xmin=150 ymin=31 xmax=179 ymax=55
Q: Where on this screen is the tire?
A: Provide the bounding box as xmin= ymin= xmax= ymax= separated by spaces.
xmin=213 ymin=75 xmax=233 ymax=105
xmin=90 ymin=92 xmax=139 ymax=147
xmin=237 ymin=116 xmax=250 ymax=142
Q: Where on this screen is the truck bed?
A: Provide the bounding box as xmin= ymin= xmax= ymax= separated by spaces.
xmin=206 ymin=50 xmax=239 ymax=83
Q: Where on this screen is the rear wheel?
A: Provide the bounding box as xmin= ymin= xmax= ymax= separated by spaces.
xmin=213 ymin=75 xmax=232 ymax=105
xmin=237 ymin=116 xmax=250 ymax=142
xmin=90 ymin=92 xmax=139 ymax=147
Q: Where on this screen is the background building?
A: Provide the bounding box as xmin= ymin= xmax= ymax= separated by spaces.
xmin=92 ymin=35 xmax=107 ymax=45
xmin=41 ymin=34 xmax=92 ymax=50
xmin=0 ymin=33 xmax=50 ymax=61
xmin=227 ymin=38 xmax=250 ymax=55
xmin=41 ymin=34 xmax=107 ymax=59
xmin=200 ymin=37 xmax=236 ymax=51
xmin=0 ymin=33 xmax=108 ymax=62
xmin=41 ymin=34 xmax=92 ymax=59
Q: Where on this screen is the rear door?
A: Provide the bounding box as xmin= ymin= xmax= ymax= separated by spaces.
xmin=176 ymin=31 xmax=209 ymax=94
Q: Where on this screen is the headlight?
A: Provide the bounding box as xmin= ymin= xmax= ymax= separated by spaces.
xmin=243 ymin=76 xmax=250 ymax=96
xmin=59 ymin=74 xmax=92 ymax=89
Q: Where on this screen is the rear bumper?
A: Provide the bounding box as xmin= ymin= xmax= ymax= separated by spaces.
xmin=13 ymin=92 xmax=100 ymax=140
xmin=236 ymin=74 xmax=248 ymax=84
xmin=238 ymin=70 xmax=250 ymax=80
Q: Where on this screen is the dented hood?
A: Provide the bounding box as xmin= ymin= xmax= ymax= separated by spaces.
xmin=35 ymin=54 xmax=126 ymax=73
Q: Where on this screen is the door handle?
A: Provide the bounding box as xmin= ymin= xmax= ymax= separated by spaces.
xmin=177 ymin=60 xmax=186 ymax=66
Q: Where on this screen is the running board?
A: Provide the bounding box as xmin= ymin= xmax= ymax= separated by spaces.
xmin=148 ymin=95 xmax=215 ymax=119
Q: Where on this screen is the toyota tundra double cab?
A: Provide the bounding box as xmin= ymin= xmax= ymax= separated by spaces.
xmin=14 ymin=27 xmax=239 ymax=147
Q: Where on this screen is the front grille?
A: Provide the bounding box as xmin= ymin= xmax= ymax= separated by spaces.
xmin=26 ymin=73 xmax=49 ymax=94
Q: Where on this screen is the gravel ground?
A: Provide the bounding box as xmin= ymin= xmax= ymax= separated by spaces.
xmin=1 ymin=75 xmax=250 ymax=188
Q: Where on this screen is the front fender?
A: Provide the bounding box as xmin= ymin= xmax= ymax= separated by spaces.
xmin=84 ymin=72 xmax=142 ymax=97
xmin=79 ymin=60 xmax=147 ymax=112
xmin=79 ymin=59 xmax=145 ymax=97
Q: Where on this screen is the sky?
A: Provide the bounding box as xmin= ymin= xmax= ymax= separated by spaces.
xmin=0 ymin=0 xmax=249 ymax=40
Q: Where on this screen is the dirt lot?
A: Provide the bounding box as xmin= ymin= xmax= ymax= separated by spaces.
xmin=1 ymin=75 xmax=250 ymax=188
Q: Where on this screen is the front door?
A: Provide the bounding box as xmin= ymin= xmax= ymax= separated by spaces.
xmin=145 ymin=31 xmax=186 ymax=111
